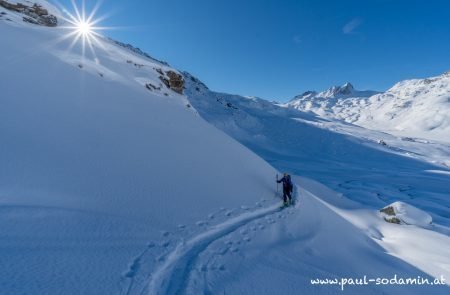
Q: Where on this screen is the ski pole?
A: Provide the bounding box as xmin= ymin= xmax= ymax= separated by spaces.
xmin=276 ymin=174 xmax=279 ymax=197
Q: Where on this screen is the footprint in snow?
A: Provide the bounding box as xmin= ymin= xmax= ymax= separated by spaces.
xmin=196 ymin=220 xmax=208 ymax=227
xmin=161 ymin=241 xmax=170 ymax=248
xmin=210 ymin=264 xmax=226 ymax=271
xmin=161 ymin=231 xmax=170 ymax=237
xmin=147 ymin=242 xmax=156 ymax=248
xmin=178 ymin=224 xmax=186 ymax=230
xmin=230 ymin=247 xmax=239 ymax=253
xmin=239 ymin=228 xmax=248 ymax=235
xmin=125 ymin=258 xmax=141 ymax=278
xmin=265 ymin=217 xmax=275 ymax=224
xmin=225 ymin=210 xmax=233 ymax=217
xmin=208 ymin=213 xmax=215 ymax=220
xmin=215 ymin=247 xmax=229 ymax=255
xmin=209 ymin=265 xmax=217 ymax=271
xmin=243 ymin=236 xmax=251 ymax=242
xmin=241 ymin=205 xmax=250 ymax=211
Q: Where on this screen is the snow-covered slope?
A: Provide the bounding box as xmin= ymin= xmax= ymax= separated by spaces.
xmin=1 ymin=1 xmax=450 ymax=294
xmin=184 ymin=72 xmax=450 ymax=294
xmin=288 ymin=75 xmax=450 ymax=143
xmin=355 ymin=73 xmax=450 ymax=141
xmin=0 ymin=2 xmax=278 ymax=294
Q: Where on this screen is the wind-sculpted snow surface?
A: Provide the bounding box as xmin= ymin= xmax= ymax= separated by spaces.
xmin=1 ymin=1 xmax=450 ymax=294
xmin=139 ymin=181 xmax=448 ymax=295
xmin=0 ymin=7 xmax=277 ymax=294
xmin=185 ymin=72 xmax=450 ymax=292
xmin=184 ymin=72 xmax=450 ymax=217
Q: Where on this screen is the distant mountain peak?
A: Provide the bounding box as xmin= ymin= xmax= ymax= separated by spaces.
xmin=291 ymin=90 xmax=317 ymax=101
xmin=340 ymin=82 xmax=354 ymax=93
xmin=301 ymin=90 xmax=317 ymax=96
xmin=321 ymin=82 xmax=355 ymax=98
xmin=290 ymin=82 xmax=379 ymax=103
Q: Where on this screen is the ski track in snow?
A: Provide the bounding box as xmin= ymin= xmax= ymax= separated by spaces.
xmin=136 ymin=193 xmax=297 ymax=295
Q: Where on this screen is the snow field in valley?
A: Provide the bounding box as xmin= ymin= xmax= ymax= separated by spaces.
xmin=1 ymin=1 xmax=450 ymax=294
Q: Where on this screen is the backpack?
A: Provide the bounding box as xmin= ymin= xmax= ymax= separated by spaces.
xmin=286 ymin=175 xmax=293 ymax=192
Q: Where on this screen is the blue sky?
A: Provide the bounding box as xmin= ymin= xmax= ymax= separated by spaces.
xmin=58 ymin=0 xmax=450 ymax=101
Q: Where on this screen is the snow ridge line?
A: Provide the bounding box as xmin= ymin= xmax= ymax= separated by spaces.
xmin=145 ymin=201 xmax=284 ymax=295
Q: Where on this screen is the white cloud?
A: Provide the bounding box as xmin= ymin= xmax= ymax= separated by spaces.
xmin=343 ymin=18 xmax=363 ymax=34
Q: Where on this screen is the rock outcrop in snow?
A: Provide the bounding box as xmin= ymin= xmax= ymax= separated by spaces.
xmin=2 ymin=1 xmax=450 ymax=293
xmin=0 ymin=5 xmax=279 ymax=294
xmin=380 ymin=202 xmax=432 ymax=226
xmin=161 ymin=70 xmax=185 ymax=94
xmin=0 ymin=0 xmax=57 ymax=26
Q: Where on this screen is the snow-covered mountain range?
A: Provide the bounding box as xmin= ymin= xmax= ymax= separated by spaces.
xmin=292 ymin=82 xmax=378 ymax=101
xmin=183 ymin=69 xmax=450 ymax=294
xmin=1 ymin=1 xmax=450 ymax=295
xmin=287 ymin=82 xmax=379 ymax=120
xmin=288 ymin=75 xmax=450 ymax=143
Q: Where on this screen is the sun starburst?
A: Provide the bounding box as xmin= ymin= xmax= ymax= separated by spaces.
xmin=76 ymin=20 xmax=93 ymax=36
xmin=55 ymin=0 xmax=111 ymax=60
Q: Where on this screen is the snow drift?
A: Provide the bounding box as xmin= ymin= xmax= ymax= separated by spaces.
xmin=1 ymin=1 xmax=450 ymax=294
xmin=0 ymin=2 xmax=277 ymax=294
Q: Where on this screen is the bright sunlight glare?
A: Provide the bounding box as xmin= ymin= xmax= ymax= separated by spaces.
xmin=76 ymin=20 xmax=93 ymax=36
xmin=57 ymin=0 xmax=112 ymax=59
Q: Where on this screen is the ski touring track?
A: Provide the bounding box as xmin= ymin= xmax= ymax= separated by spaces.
xmin=130 ymin=188 xmax=299 ymax=295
